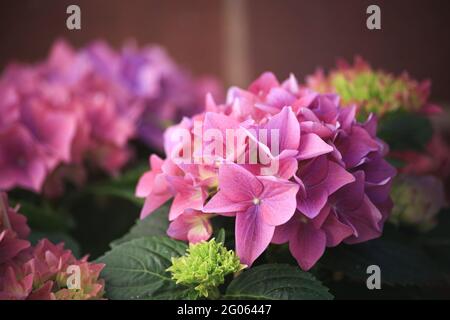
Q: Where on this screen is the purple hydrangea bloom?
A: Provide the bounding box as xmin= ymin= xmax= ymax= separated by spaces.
xmin=136 ymin=72 xmax=396 ymax=269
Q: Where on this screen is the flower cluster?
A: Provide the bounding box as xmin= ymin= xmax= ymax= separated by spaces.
xmin=391 ymin=134 xmax=450 ymax=183
xmin=0 ymin=192 xmax=105 ymax=300
xmin=136 ymin=72 xmax=396 ymax=270
xmin=390 ymin=174 xmax=447 ymax=232
xmin=307 ymin=57 xmax=450 ymax=229
xmin=167 ymin=239 xmax=245 ymax=299
xmin=0 ymin=40 xmax=221 ymax=195
xmin=306 ymin=57 xmax=440 ymax=118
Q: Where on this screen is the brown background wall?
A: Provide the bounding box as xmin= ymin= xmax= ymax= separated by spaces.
xmin=1 ymin=0 xmax=449 ymax=101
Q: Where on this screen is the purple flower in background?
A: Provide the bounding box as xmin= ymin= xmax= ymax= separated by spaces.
xmin=0 ymin=39 xmax=222 ymax=195
xmin=0 ymin=126 xmax=47 ymax=192
xmin=116 ymin=43 xmax=223 ymax=149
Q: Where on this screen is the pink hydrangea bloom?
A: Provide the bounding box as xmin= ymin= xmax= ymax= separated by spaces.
xmin=167 ymin=209 xmax=213 ymax=244
xmin=0 ymin=39 xmax=221 ymax=196
xmin=0 ymin=193 xmax=30 ymax=264
xmin=136 ymin=72 xmax=396 ymax=269
xmin=0 ymin=193 xmax=105 ymax=300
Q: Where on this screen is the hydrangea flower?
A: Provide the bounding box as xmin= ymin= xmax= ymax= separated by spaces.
xmin=306 ymin=57 xmax=440 ymax=118
xmin=203 ymin=163 xmax=299 ymax=266
xmin=167 ymin=239 xmax=245 ymax=299
xmin=390 ymin=174 xmax=447 ymax=232
xmin=307 ymin=57 xmax=449 ymax=228
xmin=167 ymin=209 xmax=213 ymax=244
xmin=136 ymin=72 xmax=396 ymax=270
xmin=0 ymin=192 xmax=105 ymax=300
xmin=0 ymin=193 xmax=30 ymax=264
xmin=391 ymin=134 xmax=450 ymax=181
xmin=0 ymin=40 xmax=221 ymax=195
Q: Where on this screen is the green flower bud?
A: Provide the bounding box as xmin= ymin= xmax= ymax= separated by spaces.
xmin=167 ymin=239 xmax=246 ymax=299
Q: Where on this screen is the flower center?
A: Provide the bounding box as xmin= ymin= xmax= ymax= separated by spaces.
xmin=299 ymin=216 xmax=309 ymax=224
xmin=214 ymin=159 xmax=222 ymax=167
xmin=252 ymin=197 xmax=261 ymax=205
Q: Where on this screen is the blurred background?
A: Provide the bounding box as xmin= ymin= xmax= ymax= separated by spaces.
xmin=1 ymin=0 xmax=450 ymax=102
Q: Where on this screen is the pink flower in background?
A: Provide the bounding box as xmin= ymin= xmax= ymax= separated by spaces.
xmin=48 ymin=40 xmax=222 ymax=150
xmin=391 ymin=134 xmax=450 ymax=181
xmin=0 ymin=193 xmax=30 ymax=264
xmin=0 ymin=126 xmax=47 ymax=192
xmin=136 ymin=72 xmax=396 ymax=269
xmin=0 ymin=192 xmax=105 ymax=300
xmin=0 ymin=39 xmax=221 ymax=195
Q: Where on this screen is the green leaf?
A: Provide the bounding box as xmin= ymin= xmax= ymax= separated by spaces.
xmin=421 ymin=209 xmax=450 ymax=273
xmin=110 ymin=204 xmax=170 ymax=247
xmin=320 ymin=239 xmax=445 ymax=286
xmin=97 ymin=236 xmax=189 ymax=300
xmin=378 ymin=110 xmax=433 ymax=151
xmin=225 ymin=264 xmax=333 ymax=300
xmin=15 ymin=200 xmax=74 ymax=232
xmin=84 ymin=164 xmax=148 ymax=206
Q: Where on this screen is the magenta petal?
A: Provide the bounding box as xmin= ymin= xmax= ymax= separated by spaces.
xmin=322 ymin=212 xmax=354 ymax=247
xmin=248 ymin=72 xmax=280 ymax=95
xmin=297 ymin=184 xmax=328 ymax=219
xmin=135 ymin=171 xmax=155 ymax=197
xmin=235 ymin=206 xmax=275 ymax=266
xmin=338 ymin=105 xmax=356 ymax=131
xmin=297 ymin=133 xmax=333 ymax=161
xmin=265 ymin=88 xmax=296 ymax=110
xmin=21 ymin=103 xmax=76 ymax=164
xmin=0 ymin=125 xmax=47 ymax=192
xmin=167 ymin=211 xmax=212 ymax=244
xmin=289 ymin=221 xmax=326 ymax=271
xmin=265 ymin=106 xmax=300 ymax=151
xmin=258 ymin=176 xmax=299 ymax=226
xmin=363 ymin=113 xmax=378 ymax=137
xmin=203 ymin=191 xmax=249 ymax=214
xmin=325 ymin=161 xmax=356 ymax=195
xmin=336 ymin=126 xmax=379 ymax=168
xmin=0 ymin=231 xmax=30 ymax=264
xmin=311 ymin=204 xmax=331 ymax=229
xmin=217 ymin=163 xmax=263 ymax=202
xmin=360 ymin=156 xmax=396 ymax=185
xmin=331 ymin=171 xmax=365 ymax=210
xmin=276 ymin=154 xmax=298 ymax=179
xmin=140 ymin=192 xmax=172 ymax=219
xmin=299 ymin=120 xmax=334 ymax=139
xmin=272 ymin=216 xmax=297 ymax=244
xmin=342 ymin=195 xmax=383 ymax=244
xmin=169 ymin=188 xmax=205 ymax=221
xmin=203 ymin=112 xmax=239 ymax=134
